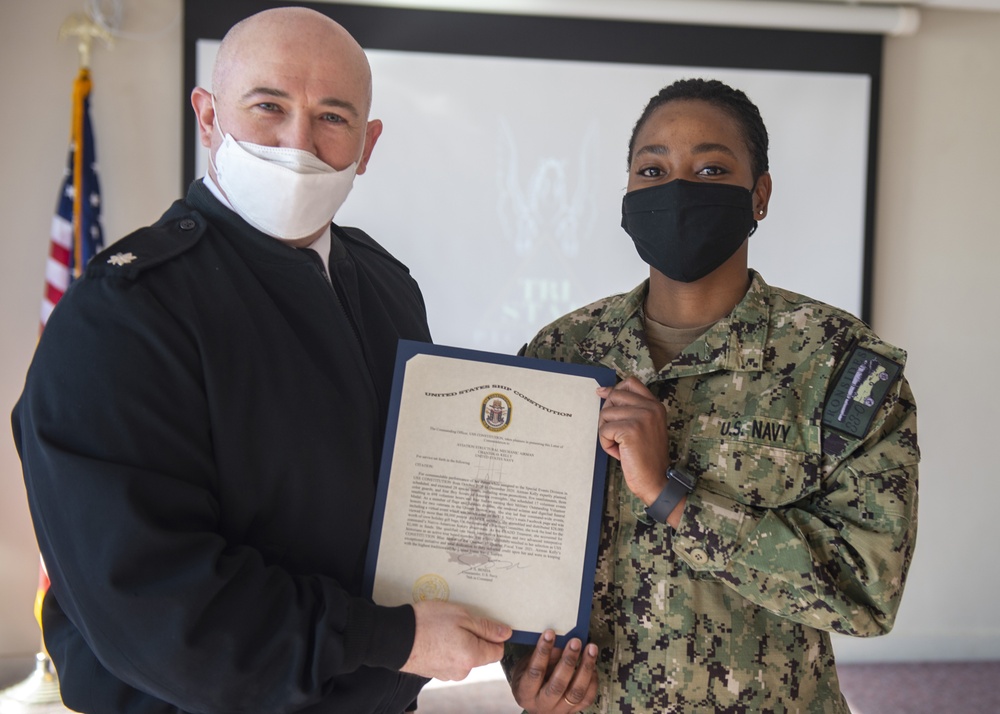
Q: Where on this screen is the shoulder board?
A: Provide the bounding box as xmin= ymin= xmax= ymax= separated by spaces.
xmin=87 ymin=205 xmax=206 ymax=281
xmin=333 ymin=224 xmax=411 ymax=274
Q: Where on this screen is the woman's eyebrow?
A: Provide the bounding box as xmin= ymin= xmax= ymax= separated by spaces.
xmin=692 ymin=142 xmax=738 ymax=158
xmin=633 ymin=142 xmax=738 ymax=158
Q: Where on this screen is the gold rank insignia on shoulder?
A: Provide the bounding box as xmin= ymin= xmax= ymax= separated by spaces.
xmin=823 ymin=346 xmax=902 ymax=439
xmin=107 ymin=252 xmax=137 ymax=266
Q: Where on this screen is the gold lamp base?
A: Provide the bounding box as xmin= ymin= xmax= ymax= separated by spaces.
xmin=0 ymin=653 xmax=75 ymax=713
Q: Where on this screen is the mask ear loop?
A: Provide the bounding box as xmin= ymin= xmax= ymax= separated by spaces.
xmin=208 ymin=94 xmax=227 ymax=178
xmin=750 ymin=206 xmax=763 ymax=236
xmin=210 ymin=94 xmax=225 ymax=138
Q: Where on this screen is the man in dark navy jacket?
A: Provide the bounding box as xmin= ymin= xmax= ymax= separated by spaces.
xmin=12 ymin=7 xmax=510 ymax=713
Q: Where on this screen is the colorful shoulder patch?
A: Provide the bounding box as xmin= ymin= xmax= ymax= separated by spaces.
xmin=823 ymin=346 xmax=902 ymax=439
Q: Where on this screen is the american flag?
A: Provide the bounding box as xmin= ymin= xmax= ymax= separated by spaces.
xmin=42 ymin=66 xmax=104 ymax=329
xmin=31 ymin=67 xmax=105 ymax=643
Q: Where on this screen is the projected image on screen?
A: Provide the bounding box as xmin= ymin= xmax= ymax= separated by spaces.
xmin=194 ymin=43 xmax=870 ymax=355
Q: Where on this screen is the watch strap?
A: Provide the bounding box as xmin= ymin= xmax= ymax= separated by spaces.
xmin=645 ymin=467 xmax=696 ymax=524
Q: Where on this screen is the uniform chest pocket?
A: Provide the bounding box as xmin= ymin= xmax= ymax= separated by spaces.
xmin=685 ymin=414 xmax=822 ymax=508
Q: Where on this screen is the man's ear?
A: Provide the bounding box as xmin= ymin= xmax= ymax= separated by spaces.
xmin=356 ymin=119 xmax=383 ymax=176
xmin=191 ymin=87 xmax=216 ymax=149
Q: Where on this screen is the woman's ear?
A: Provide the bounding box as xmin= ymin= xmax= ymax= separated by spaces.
xmin=753 ymin=171 xmax=773 ymax=219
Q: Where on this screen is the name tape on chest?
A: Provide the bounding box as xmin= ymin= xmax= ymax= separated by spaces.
xmin=823 ymin=346 xmax=901 ymax=439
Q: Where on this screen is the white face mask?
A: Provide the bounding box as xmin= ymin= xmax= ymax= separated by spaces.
xmin=210 ymin=99 xmax=359 ymax=241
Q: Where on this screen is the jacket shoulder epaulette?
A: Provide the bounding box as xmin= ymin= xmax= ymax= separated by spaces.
xmin=86 ymin=203 xmax=207 ymax=281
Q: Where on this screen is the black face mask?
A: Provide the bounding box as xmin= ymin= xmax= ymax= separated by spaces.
xmin=621 ymin=179 xmax=756 ymax=283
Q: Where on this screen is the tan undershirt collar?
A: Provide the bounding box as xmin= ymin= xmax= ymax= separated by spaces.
xmin=642 ymin=308 xmax=719 ymax=371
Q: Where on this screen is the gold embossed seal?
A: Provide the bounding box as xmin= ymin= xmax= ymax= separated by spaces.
xmin=412 ymin=574 xmax=450 ymax=603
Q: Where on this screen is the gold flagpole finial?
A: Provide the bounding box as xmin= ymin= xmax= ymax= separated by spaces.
xmin=58 ymin=14 xmax=113 ymax=70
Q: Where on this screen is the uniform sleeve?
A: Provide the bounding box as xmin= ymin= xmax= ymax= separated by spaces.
xmin=13 ymin=277 xmax=414 ymax=714
xmin=670 ymin=370 xmax=919 ymax=637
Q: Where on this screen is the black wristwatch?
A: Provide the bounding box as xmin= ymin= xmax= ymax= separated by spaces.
xmin=645 ymin=466 xmax=698 ymax=524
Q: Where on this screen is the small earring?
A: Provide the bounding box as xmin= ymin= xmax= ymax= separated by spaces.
xmin=758 ymin=209 xmax=764 ymax=215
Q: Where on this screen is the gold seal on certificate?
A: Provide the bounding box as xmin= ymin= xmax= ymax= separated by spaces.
xmin=364 ymin=340 xmax=614 ymax=646
xmin=412 ymin=574 xmax=450 ymax=603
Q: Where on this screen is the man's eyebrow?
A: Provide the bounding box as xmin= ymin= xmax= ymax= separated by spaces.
xmin=319 ymin=98 xmax=360 ymax=116
xmin=240 ymin=86 xmax=290 ymax=102
xmin=240 ymin=87 xmax=360 ymax=116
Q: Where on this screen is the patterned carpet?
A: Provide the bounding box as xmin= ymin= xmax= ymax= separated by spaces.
xmin=416 ymin=660 xmax=1000 ymax=713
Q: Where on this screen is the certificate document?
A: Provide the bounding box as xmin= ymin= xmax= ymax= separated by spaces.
xmin=364 ymin=340 xmax=615 ymax=645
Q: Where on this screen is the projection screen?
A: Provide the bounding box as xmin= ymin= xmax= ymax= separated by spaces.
xmin=185 ymin=1 xmax=883 ymax=354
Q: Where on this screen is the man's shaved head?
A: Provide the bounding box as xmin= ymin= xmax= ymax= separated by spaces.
xmin=212 ymin=7 xmax=374 ymax=114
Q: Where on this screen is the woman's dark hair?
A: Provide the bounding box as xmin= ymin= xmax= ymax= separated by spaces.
xmin=627 ymin=78 xmax=770 ymax=180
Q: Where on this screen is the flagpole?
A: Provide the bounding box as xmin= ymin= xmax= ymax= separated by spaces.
xmin=1 ymin=13 xmax=110 ymax=714
xmin=0 ymin=652 xmax=65 ymax=714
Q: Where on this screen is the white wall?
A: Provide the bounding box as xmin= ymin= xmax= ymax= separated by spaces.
xmin=0 ymin=0 xmax=997 ymax=680
xmin=836 ymin=6 xmax=1000 ymax=662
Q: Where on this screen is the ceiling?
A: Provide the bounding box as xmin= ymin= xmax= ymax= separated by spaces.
xmin=802 ymin=0 xmax=1000 ymax=11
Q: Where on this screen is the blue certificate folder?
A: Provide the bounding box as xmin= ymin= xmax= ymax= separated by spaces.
xmin=364 ymin=339 xmax=615 ymax=648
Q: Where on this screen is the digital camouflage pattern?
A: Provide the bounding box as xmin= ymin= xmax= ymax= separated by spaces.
xmin=508 ymin=271 xmax=919 ymax=713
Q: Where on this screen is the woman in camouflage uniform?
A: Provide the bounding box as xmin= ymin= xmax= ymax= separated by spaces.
xmin=506 ymin=78 xmax=919 ymax=714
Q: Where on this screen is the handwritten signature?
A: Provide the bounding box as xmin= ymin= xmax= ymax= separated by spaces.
xmin=455 ymin=553 xmax=529 ymax=577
